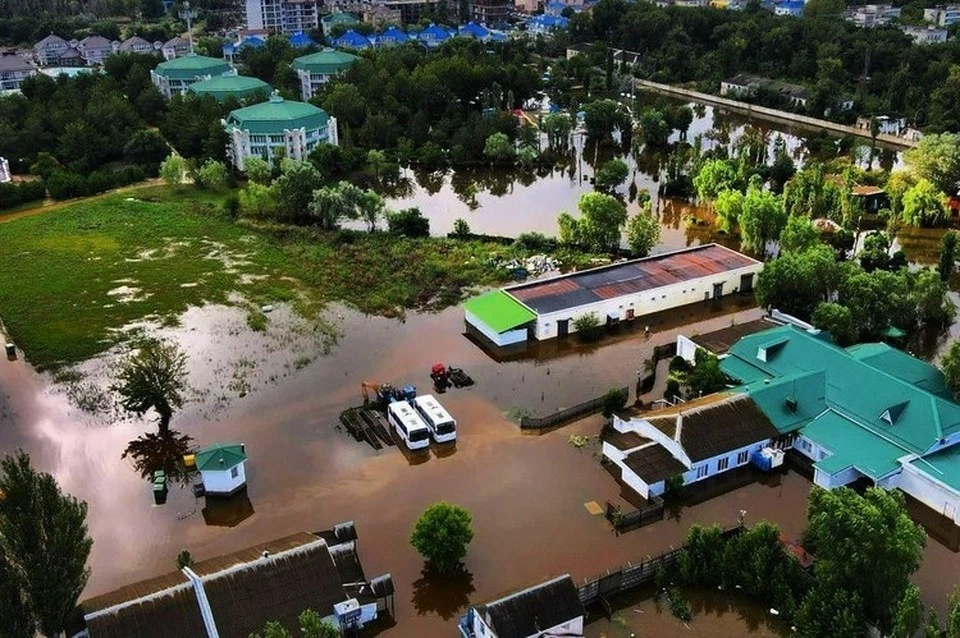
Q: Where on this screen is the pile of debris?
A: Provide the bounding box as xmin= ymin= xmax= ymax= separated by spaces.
xmin=503 ymin=254 xmax=559 ymax=280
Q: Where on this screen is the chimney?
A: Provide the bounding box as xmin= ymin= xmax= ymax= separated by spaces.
xmin=241 ymin=443 xmax=245 ymax=453
xmin=674 ymin=413 xmax=683 ymax=443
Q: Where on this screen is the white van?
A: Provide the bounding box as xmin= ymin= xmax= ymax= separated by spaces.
xmin=387 ymin=400 xmax=431 ymax=450
xmin=412 ymin=394 xmax=457 ymax=443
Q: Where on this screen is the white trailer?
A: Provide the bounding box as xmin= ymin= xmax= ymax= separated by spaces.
xmin=387 ymin=400 xmax=431 ymax=450
xmin=413 ymin=394 xmax=457 ymax=443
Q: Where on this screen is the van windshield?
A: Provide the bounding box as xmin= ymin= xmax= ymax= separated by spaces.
xmin=436 ymin=422 xmax=456 ymax=435
xmin=410 ymin=429 xmax=430 ymax=442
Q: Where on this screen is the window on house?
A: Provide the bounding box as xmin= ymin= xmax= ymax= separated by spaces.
xmin=718 ymin=457 xmax=730 ymax=472
xmin=737 ymin=450 xmax=749 ymax=465
xmin=230 ymin=466 xmax=239 ymax=479
xmin=696 ymin=464 xmax=708 ymax=479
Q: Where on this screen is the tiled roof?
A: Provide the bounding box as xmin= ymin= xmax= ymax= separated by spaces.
xmin=624 ymin=444 xmax=687 ymax=483
xmin=225 ymin=95 xmax=330 ymax=135
xmin=506 ymin=244 xmax=758 ymax=315
xmin=476 ymin=575 xmax=584 ymax=638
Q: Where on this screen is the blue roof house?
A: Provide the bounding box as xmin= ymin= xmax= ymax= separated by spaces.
xmin=288 ymin=31 xmax=317 ymax=47
xmin=332 ymin=30 xmax=373 ymax=50
xmin=545 ymin=0 xmax=568 ymax=15
xmin=529 ymin=14 xmax=569 ymax=34
xmin=459 ymin=22 xmax=492 ymax=40
xmin=416 ymin=23 xmax=453 ymax=48
xmin=377 ymin=26 xmax=410 ymax=46
xmin=774 ymin=0 xmax=805 ymax=16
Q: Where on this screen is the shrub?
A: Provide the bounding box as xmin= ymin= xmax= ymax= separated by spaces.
xmin=668 ymin=355 xmax=690 ymax=373
xmin=452 ymin=218 xmax=471 ymax=237
xmin=601 ymin=387 xmax=629 ymax=417
xmin=0 ymin=180 xmax=46 ymax=210
xmin=514 ymin=232 xmax=556 ymax=252
xmin=387 ymin=207 xmax=430 ymax=237
xmin=574 ymin=313 xmax=603 ymax=342
xmin=665 ymin=378 xmax=681 ymax=401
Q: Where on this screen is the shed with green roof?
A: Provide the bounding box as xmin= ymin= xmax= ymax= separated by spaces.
xmin=292 ymin=49 xmax=359 ymax=100
xmin=464 ymin=290 xmax=537 ymax=347
xmin=223 ymin=93 xmax=338 ymax=171
xmin=196 ymin=442 xmax=248 ymax=495
xmin=188 ymin=75 xmax=271 ymax=102
xmin=151 ymin=53 xmax=236 ymax=98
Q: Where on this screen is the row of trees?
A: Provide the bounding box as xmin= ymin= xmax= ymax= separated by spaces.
xmin=571 ymin=0 xmax=960 ymax=131
xmin=674 ymin=487 xmax=933 ymax=636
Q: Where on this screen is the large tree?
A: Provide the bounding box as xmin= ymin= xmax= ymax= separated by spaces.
xmin=0 ymin=450 xmax=92 ymax=637
xmin=273 ymin=161 xmax=323 ymax=225
xmin=113 ymin=339 xmax=188 ymax=436
xmin=738 ymin=184 xmax=787 ymax=255
xmin=904 ymin=134 xmax=960 ymax=197
xmin=573 ymin=191 xmax=629 ymax=252
xmin=901 ymin=178 xmax=948 ymax=228
xmin=802 ymin=487 xmax=925 ymax=630
xmin=410 ymin=502 xmax=474 ymax=573
xmin=940 ymin=340 xmax=960 ymax=400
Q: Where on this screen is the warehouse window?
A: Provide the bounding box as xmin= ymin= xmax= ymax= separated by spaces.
xmin=696 ymin=465 xmax=708 ymax=479
xmin=737 ymin=450 xmax=749 ymax=465
xmin=718 ymin=457 xmax=730 ymax=471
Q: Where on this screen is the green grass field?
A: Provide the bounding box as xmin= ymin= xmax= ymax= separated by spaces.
xmin=0 ymin=185 xmax=575 ymax=371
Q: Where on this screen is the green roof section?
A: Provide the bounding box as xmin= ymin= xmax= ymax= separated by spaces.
xmin=745 ymin=370 xmax=826 ymax=434
xmin=322 ymin=12 xmax=359 ymax=25
xmin=847 ymin=342 xmax=951 ymax=398
xmin=153 ymin=53 xmax=232 ymax=80
xmin=188 ymin=75 xmax=271 ymax=101
xmin=463 ymin=290 xmax=536 ymax=334
xmin=292 ymin=49 xmax=359 ymax=74
xmin=912 ymin=445 xmax=960 ymax=492
xmin=225 ymin=95 xmax=330 ymax=135
xmin=806 ymin=411 xmax=907 ymax=479
xmin=196 ymin=443 xmax=247 ymax=471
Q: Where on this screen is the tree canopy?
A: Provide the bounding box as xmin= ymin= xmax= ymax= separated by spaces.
xmin=112 ymin=339 xmax=188 ymax=435
xmin=410 ymin=502 xmax=474 ymax=573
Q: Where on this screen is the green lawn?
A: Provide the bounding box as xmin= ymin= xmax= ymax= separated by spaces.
xmin=0 ymin=185 xmax=576 ymax=371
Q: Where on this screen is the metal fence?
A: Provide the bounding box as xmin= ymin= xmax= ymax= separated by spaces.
xmin=519 ymin=387 xmax=629 ymax=431
xmin=604 ymin=498 xmax=665 ymax=532
xmin=578 ymin=526 xmax=742 ymax=607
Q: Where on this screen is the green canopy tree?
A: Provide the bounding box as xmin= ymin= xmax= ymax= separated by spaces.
xmin=694 ymin=159 xmax=739 ymax=201
xmin=160 ymin=154 xmax=185 ymax=187
xmin=940 ymin=340 xmax=960 ymax=400
xmin=243 ymin=156 xmax=273 ymax=185
xmin=273 ymin=161 xmax=323 ymax=225
xmin=542 ymin=113 xmax=572 ymax=149
xmin=574 ymin=191 xmax=629 ymax=252
xmin=901 ymin=178 xmax=948 ymax=228
xmin=594 ymin=158 xmax=629 ymax=194
xmin=410 ymin=502 xmax=474 ymax=573
xmin=714 ymin=188 xmax=744 ymax=234
xmin=483 ymin=132 xmax=516 ymax=163
xmin=0 ymin=450 xmax=92 ymax=637
xmin=811 ymin=302 xmax=856 ymax=346
xmin=626 ymin=207 xmax=660 ymax=257
xmin=112 ymin=339 xmax=188 ymax=436
xmin=739 ymin=184 xmax=787 ymax=254
xmin=891 ymin=584 xmax=924 ymax=638
xmin=779 ymin=215 xmax=819 ymax=253
xmin=939 ymin=230 xmax=958 ymax=282
xmin=904 ymin=133 xmax=960 ymax=196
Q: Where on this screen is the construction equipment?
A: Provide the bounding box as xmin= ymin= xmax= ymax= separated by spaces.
xmin=430 ymin=364 xmax=474 ymax=392
xmin=361 ymin=381 xmax=416 ymax=405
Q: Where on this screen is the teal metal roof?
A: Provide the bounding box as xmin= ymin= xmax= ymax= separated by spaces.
xmin=322 ymin=12 xmax=359 ymax=25
xmin=188 ymin=75 xmax=271 ymax=101
xmin=806 ymin=411 xmax=907 ymax=479
xmin=196 ymin=443 xmax=247 ymax=471
xmin=847 ymin=342 xmax=952 ymax=398
xmin=724 ymin=325 xmax=960 ymax=478
xmin=291 ymin=49 xmax=359 ymax=74
xmin=225 ymin=95 xmax=330 ymax=135
xmin=154 ymin=53 xmax=232 ymax=80
xmin=912 ymin=446 xmax=960 ymax=493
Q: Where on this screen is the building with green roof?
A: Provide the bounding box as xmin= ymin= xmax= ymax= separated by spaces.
xmin=292 ymin=48 xmax=359 ymax=100
xmin=321 ymin=12 xmax=359 ymax=37
xmin=223 ymin=92 xmax=338 ymax=170
xmin=719 ymin=323 xmax=960 ymax=526
xmin=188 ymin=75 xmax=272 ymax=102
xmin=195 ymin=442 xmax=248 ymax=495
xmin=151 ymin=53 xmax=236 ymax=97
xmin=463 ymin=290 xmax=537 ymax=346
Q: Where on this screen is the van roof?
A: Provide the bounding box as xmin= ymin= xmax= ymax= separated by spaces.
xmin=415 ymin=394 xmax=454 ymax=424
xmin=389 ymin=400 xmax=429 ymax=430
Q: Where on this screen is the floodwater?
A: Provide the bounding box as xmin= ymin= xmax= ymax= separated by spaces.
xmin=585 ymin=585 xmax=792 ymax=638
xmin=382 ymin=100 xmax=903 ymax=244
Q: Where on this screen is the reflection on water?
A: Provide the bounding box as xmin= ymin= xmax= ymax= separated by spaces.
xmin=122 ymin=430 xmax=194 ymax=487
xmin=411 ymin=565 xmax=475 ymax=620
xmin=202 ymin=489 xmax=256 ymax=528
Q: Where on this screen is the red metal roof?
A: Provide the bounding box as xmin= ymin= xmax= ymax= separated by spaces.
xmin=507 ymin=244 xmax=759 ymax=315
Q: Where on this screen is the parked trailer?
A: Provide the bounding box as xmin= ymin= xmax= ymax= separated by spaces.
xmin=339 ymin=409 xmax=383 ymax=450
xmin=387 ymin=401 xmax=431 ymax=450
xmin=412 ymin=394 xmax=457 ymax=443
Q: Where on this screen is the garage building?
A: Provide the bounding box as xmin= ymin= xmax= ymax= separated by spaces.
xmin=463 ymin=244 xmax=762 ymax=346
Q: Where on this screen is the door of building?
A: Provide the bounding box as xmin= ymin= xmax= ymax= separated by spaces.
xmin=626 ymin=308 xmax=635 ymax=321
xmin=557 ymin=319 xmax=569 ymax=338
xmin=740 ymin=273 xmax=754 ymax=293
xmin=712 ymin=283 xmax=724 ymax=300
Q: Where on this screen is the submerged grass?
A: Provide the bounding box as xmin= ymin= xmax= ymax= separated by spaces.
xmin=0 ymin=185 xmax=595 ymax=370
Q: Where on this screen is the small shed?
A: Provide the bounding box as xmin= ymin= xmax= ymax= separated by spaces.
xmin=196 ymin=443 xmax=248 ymax=496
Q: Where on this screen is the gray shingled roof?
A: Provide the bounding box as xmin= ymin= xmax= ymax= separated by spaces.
xmin=477 ymin=575 xmax=584 ymax=638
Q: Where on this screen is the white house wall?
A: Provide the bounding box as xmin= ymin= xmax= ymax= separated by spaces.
xmin=612 ymin=414 xmax=691 ymax=467
xmin=676 ymin=335 xmax=699 ymax=364
xmin=898 ymin=463 xmax=960 ymax=525
xmin=465 ymin=310 xmax=528 ymax=347
xmin=682 ymin=439 xmax=770 ymax=486
xmin=812 ymin=465 xmax=863 ymax=490
xmin=528 ymin=264 xmax=759 ymax=341
xmin=201 ymin=462 xmax=246 ymax=495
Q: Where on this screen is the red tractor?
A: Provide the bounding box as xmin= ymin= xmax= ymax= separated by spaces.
xmin=430 ymin=363 xmax=473 ymax=392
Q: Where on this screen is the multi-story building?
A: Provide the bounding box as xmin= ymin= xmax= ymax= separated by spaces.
xmin=245 ymin=0 xmax=320 ymax=33
xmin=117 ymin=36 xmax=160 ymax=55
xmin=223 ymin=93 xmax=339 ymax=170
xmin=471 ymin=0 xmax=512 ymax=25
xmin=77 ymin=35 xmax=114 ymax=65
xmin=846 ymin=3 xmax=901 ymax=27
xmin=34 ymin=33 xmax=70 ymax=65
xmin=0 ymin=52 xmax=37 ymax=91
xmin=150 ymin=53 xmax=236 ymax=97
xmin=903 ymin=24 xmax=949 ymax=43
xmin=161 ymin=36 xmax=192 ymax=60
xmin=291 ymin=48 xmax=359 ymax=100
xmin=925 ymin=4 xmax=960 ymax=26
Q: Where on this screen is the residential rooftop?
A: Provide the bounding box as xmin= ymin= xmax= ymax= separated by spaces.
xmin=474 ymin=575 xmax=584 ymax=638
xmin=506 ymin=244 xmax=759 ymax=315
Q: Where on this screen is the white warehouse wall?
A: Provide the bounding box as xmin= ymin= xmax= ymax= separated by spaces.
xmin=465 ymin=310 xmax=529 ymax=347
xmin=528 ymin=264 xmax=760 ymax=341
xmin=201 ymin=462 xmax=246 ymax=495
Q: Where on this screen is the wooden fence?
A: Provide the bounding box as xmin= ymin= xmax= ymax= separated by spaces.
xmin=519 ymin=387 xmax=629 ymax=431
xmin=578 ymin=526 xmax=742 ymax=607
xmin=605 ymin=498 xmax=665 ymax=532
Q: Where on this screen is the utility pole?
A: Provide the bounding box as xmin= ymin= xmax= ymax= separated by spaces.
xmin=179 ymin=1 xmax=198 ymax=53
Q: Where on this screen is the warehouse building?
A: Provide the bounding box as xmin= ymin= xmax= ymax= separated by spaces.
xmin=463 ymin=244 xmax=762 ymax=347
